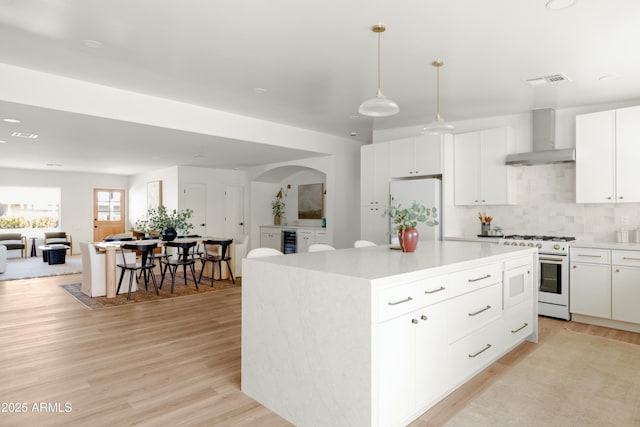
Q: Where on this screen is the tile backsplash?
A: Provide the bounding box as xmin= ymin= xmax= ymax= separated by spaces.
xmin=454 ymin=163 xmax=640 ymax=242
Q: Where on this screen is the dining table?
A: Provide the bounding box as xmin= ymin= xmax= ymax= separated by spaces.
xmin=94 ymin=237 xmax=234 ymax=298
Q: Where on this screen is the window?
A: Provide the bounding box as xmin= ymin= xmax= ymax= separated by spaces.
xmin=0 ymin=186 xmax=61 ymax=230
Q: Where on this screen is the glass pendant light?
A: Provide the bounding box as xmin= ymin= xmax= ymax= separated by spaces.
xmin=423 ymin=60 xmax=454 ymax=134
xmin=359 ymin=24 xmax=399 ymax=117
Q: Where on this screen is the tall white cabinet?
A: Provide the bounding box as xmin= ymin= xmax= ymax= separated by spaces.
xmin=361 ymin=142 xmax=391 ymax=244
xmin=453 ymin=127 xmax=515 ymax=205
xmin=576 ymin=105 xmax=640 ymax=203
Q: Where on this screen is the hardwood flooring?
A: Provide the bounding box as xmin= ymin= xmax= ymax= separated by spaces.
xmin=1 ymin=274 xmax=638 ymax=426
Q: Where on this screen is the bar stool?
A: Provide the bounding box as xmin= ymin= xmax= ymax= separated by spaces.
xmin=116 ymin=242 xmax=159 ymax=300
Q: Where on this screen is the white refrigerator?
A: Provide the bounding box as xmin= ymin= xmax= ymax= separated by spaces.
xmin=389 ymin=178 xmax=442 ymax=242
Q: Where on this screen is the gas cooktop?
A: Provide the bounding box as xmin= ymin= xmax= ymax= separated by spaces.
xmin=502 ymin=235 xmax=576 ymax=242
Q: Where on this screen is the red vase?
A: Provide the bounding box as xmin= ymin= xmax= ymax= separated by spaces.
xmin=398 ymin=227 xmax=419 ymax=253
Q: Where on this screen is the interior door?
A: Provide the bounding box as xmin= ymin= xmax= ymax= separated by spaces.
xmin=224 ymin=185 xmax=244 ymax=237
xmin=93 ymin=188 xmax=125 ymax=241
xmin=183 ymin=183 xmax=206 ymax=237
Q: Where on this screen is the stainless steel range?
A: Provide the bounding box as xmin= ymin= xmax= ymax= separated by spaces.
xmin=498 ymin=235 xmax=575 ymax=320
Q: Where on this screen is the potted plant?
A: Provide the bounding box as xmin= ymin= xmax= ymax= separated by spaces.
xmin=272 ymin=198 xmax=285 ymax=226
xmin=384 ymin=201 xmax=439 ymax=252
xmin=135 ymin=205 xmax=194 ymax=241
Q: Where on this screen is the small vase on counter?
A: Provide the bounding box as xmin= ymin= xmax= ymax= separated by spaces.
xmin=398 ymin=227 xmax=419 ymax=253
xmin=274 ymin=215 xmax=281 ymax=226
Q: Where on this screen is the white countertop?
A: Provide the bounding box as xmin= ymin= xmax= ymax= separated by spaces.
xmin=445 ymin=235 xmax=502 ymax=243
xmin=248 ymin=240 xmax=535 ymax=281
xmin=571 ymin=240 xmax=640 ymax=251
xmin=260 ymin=225 xmax=326 ymax=230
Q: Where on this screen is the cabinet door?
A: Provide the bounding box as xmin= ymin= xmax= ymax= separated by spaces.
xmin=361 ymin=206 xmax=389 ymax=244
xmin=615 ymin=106 xmax=640 ymax=203
xmin=389 ymin=137 xmax=417 ymax=178
xmin=569 ymin=262 xmax=611 ymax=318
xmin=379 ymin=312 xmax=416 ymax=427
xmin=575 ymin=110 xmax=615 ymax=203
xmin=361 ymin=143 xmax=390 ymax=204
xmin=260 ymin=231 xmax=282 ymax=251
xmin=454 ymin=132 xmax=481 ymax=205
xmin=612 ymin=265 xmax=640 ymax=324
xmin=414 ymin=135 xmax=443 ymax=176
xmin=480 ymin=128 xmax=510 ymax=204
xmin=361 ymin=144 xmax=375 ymax=204
xmin=297 ymin=230 xmax=315 ymax=253
xmin=414 ymin=303 xmax=448 ymax=410
xmin=315 ymin=230 xmax=330 ymax=245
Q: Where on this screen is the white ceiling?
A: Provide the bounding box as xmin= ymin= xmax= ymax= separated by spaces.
xmin=0 ymin=0 xmax=639 ymax=174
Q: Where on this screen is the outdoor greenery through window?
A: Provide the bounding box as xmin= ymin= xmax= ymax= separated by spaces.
xmin=0 ymin=186 xmax=61 ymax=230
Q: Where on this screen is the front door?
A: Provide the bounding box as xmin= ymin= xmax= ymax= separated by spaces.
xmin=93 ymin=188 xmax=125 ymax=241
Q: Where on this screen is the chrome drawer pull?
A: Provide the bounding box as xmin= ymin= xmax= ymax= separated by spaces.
xmin=577 ymin=254 xmax=602 ymax=258
xmin=468 ymin=344 xmax=492 ymax=358
xmin=425 ymin=286 xmax=445 ymax=294
xmin=511 ymin=322 xmax=529 ymax=334
xmin=387 ymin=296 xmax=413 ymax=306
xmin=622 ymin=257 xmax=640 ymax=261
xmin=468 ymin=274 xmax=491 ymax=283
xmin=468 ymin=305 xmax=491 ymax=316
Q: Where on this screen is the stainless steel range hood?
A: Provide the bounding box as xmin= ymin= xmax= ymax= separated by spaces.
xmin=505 ymin=108 xmax=575 ymax=165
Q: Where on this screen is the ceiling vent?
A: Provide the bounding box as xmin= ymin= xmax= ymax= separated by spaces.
xmin=525 ymin=73 xmax=571 ymax=87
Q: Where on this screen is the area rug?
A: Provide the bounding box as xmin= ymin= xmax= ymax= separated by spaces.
xmin=445 ymin=329 xmax=640 ymax=426
xmin=62 ymin=275 xmax=240 ymax=309
xmin=0 ymin=255 xmax=83 ymax=281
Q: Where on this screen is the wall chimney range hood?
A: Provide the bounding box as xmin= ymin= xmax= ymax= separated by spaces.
xmin=505 ymin=108 xmax=575 ymax=165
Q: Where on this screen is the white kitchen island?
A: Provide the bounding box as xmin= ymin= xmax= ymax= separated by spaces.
xmin=242 ymin=241 xmax=538 ymax=427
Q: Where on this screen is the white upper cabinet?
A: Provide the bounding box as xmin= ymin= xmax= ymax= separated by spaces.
xmin=361 ymin=142 xmax=390 ymax=206
xmin=576 ymin=105 xmax=640 ymax=203
xmin=389 ymin=135 xmax=443 ymax=178
xmin=454 ymin=127 xmax=514 ymax=206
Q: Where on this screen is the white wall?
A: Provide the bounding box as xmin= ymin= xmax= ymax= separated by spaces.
xmin=0 ymin=168 xmax=129 ymax=253
xmin=278 ymin=169 xmax=327 ymax=228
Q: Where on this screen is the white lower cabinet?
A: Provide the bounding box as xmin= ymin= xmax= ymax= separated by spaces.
xmin=611 ymin=251 xmax=640 ymax=324
xmin=297 ymin=230 xmax=314 ymax=253
xmin=377 ymin=255 xmax=536 ymax=426
xmin=260 ymin=227 xmax=282 ymax=251
xmin=379 ymin=303 xmax=447 ymax=427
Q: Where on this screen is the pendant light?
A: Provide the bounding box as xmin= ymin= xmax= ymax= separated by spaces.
xmin=358 ymin=24 xmax=399 ymax=117
xmin=423 ymin=60 xmax=454 ymax=134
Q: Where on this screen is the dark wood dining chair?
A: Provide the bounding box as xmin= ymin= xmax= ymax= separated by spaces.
xmin=160 ymin=240 xmax=200 ymax=293
xmin=116 ymin=242 xmax=159 ymax=300
xmin=199 ymin=239 xmax=235 ymax=287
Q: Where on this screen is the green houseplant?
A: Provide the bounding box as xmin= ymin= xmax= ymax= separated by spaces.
xmin=135 ymin=205 xmax=194 ymax=240
xmin=383 ymin=201 xmax=439 ymax=252
xmin=272 ymin=198 xmax=285 ymax=226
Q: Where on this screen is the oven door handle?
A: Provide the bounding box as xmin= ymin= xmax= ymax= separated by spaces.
xmin=539 ymin=257 xmax=565 ymax=262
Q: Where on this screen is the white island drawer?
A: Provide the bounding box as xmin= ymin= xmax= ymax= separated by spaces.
xmin=448 ymin=283 xmax=502 ymax=343
xmin=449 ymin=262 xmax=502 ymax=297
xmin=449 ymin=317 xmax=502 ymax=387
xmin=377 ymin=275 xmax=449 ymax=322
xmin=570 ymin=248 xmax=610 ymax=264
xmin=612 ymin=250 xmax=640 ymax=267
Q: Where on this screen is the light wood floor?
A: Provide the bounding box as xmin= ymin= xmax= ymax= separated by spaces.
xmin=1 ymin=275 xmax=638 ymax=427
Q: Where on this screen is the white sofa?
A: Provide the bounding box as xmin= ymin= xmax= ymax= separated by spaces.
xmin=80 ymin=242 xmax=137 ymax=297
xmin=0 ymin=245 xmax=7 ymax=274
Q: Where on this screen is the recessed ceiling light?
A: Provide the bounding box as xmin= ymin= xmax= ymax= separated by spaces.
xmin=598 ymin=74 xmax=621 ymax=81
xmin=0 ymin=140 xmax=6 ymax=144
xmin=11 ymin=132 xmax=38 ymax=139
xmin=253 ymin=87 xmax=267 ymax=94
xmin=46 ymin=163 xmax=63 ymax=167
xmin=546 ymin=0 xmax=575 ymax=10
xmin=194 ymin=154 xmax=205 ymax=158
xmin=83 ymin=39 xmax=104 ymax=49
xmin=350 ymin=132 xmax=357 ymax=137
xmin=350 ymin=115 xmax=360 ymax=120
xmin=2 ymin=118 xmax=20 ymax=123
